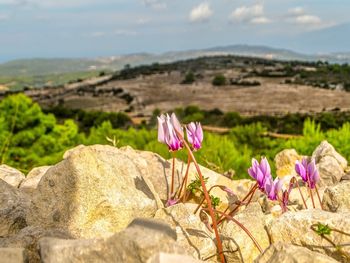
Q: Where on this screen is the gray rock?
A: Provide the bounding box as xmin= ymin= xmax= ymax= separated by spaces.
xmin=0 ymin=164 xmax=25 ymax=188
xmin=322 ymin=181 xmax=350 ymax=212
xmin=267 ymin=209 xmax=350 ymax=262
xmin=39 ymin=218 xmax=186 ymax=263
xmin=254 ymin=242 xmax=339 ymax=263
xmin=312 ymin=141 xmax=347 ymax=186
xmin=0 ymin=180 xmax=29 ymax=237
xmin=27 ymin=145 xmax=162 ymax=238
xmin=154 ymin=203 xmax=217 ymax=261
xmin=0 ymin=248 xmax=27 ymax=263
xmin=0 ymin=226 xmax=72 ymax=263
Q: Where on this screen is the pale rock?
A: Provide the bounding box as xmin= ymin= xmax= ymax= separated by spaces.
xmin=274 ymin=149 xmax=301 ymax=177
xmin=254 ymin=242 xmax=339 ymax=263
xmin=0 ymin=226 xmax=72 ymax=263
xmin=39 ymin=218 xmax=185 ymax=263
xmin=0 ymin=180 xmax=29 ymax=237
xmin=0 ymin=248 xmax=27 ymax=263
xmin=19 ymin=166 xmax=51 ymax=191
xmin=27 ymin=145 xmax=162 ymax=239
xmin=312 ymin=141 xmax=348 ymax=170
xmin=147 ymin=252 xmax=204 ymax=263
xmin=267 ymin=209 xmax=350 ymax=262
xmin=154 ymin=203 xmax=217 ymax=262
xmin=322 ymin=181 xmax=350 ymax=212
xmin=0 ymin=164 xmax=25 ymax=188
xmin=221 ymin=202 xmax=270 ymax=263
xmin=312 ymin=141 xmax=347 ymax=185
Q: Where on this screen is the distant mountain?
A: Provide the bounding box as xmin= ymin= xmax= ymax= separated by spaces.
xmin=1 ymin=44 xmax=350 ymax=76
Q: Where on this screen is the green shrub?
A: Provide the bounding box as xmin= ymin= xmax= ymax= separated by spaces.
xmin=212 ymin=74 xmax=226 ymax=86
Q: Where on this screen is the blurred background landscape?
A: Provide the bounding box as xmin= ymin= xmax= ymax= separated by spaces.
xmin=1 ymin=0 xmax=350 ymax=178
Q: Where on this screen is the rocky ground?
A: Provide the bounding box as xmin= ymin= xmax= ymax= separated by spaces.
xmin=0 ymin=141 xmax=349 ymax=262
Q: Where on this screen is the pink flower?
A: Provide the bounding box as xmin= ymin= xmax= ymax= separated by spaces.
xmin=186 ymin=122 xmax=203 ymax=150
xmin=157 ymin=113 xmax=184 ymax=151
xmin=248 ymin=157 xmax=273 ymax=191
xmin=295 ymin=158 xmax=320 ymax=189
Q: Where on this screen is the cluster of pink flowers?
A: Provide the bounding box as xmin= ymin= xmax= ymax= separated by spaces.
xmin=157 ymin=113 xmax=203 ymax=151
xmin=248 ymin=156 xmax=320 ymax=212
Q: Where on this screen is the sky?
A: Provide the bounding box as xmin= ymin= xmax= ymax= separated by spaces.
xmin=0 ymin=0 xmax=349 ymax=62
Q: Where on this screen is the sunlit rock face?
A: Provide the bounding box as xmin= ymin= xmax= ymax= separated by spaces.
xmin=27 ymin=145 xmax=161 ymax=239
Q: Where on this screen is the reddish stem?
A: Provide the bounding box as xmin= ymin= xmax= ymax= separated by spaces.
xmin=217 ymin=183 xmax=258 ymax=226
xmin=308 ymin=186 xmax=315 ymax=209
xmin=205 ymin=208 xmax=263 ymax=253
xmin=194 ymin=184 xmax=229 ymax=214
xmin=292 ymin=177 xmax=308 ymax=209
xmin=176 ymin=130 xmax=226 ymax=263
xmin=170 ymin=155 xmax=175 ymax=197
xmin=177 ymin=156 xmax=191 ymax=200
xmin=315 ymin=185 xmax=323 ymax=210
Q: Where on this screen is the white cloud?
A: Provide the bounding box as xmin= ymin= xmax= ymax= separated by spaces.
xmin=250 ymin=16 xmax=271 ymax=24
xmin=286 ymin=7 xmax=322 ymax=26
xmin=229 ymin=4 xmax=263 ymax=22
xmin=189 ymin=3 xmax=213 ymax=23
xmin=142 ymin=0 xmax=166 ymax=10
xmin=294 ymin=15 xmax=321 ymax=25
xmin=287 ymin=7 xmax=305 ymax=16
xmin=229 ymin=4 xmax=270 ymax=24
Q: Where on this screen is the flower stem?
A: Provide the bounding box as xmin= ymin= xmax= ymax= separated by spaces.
xmin=315 ymin=185 xmax=323 ymax=210
xmin=309 ymin=187 xmax=315 ymax=209
xmin=177 ymin=155 xmax=191 ymax=201
xmin=217 ymin=183 xmax=258 ymax=226
xmin=170 ymin=154 xmax=175 ymax=197
xmin=175 ymin=130 xmax=226 ymax=263
xmin=205 ymin=208 xmax=263 ymax=253
xmin=292 ymin=177 xmax=308 ymax=209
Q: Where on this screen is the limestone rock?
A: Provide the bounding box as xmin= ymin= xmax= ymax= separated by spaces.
xmin=221 ymin=203 xmax=270 ymax=263
xmin=254 ymin=242 xmax=339 ymax=263
xmin=0 ymin=164 xmax=25 ymax=188
xmin=0 ymin=180 xmax=29 ymax=237
xmin=274 ymin=149 xmax=301 ymax=177
xmin=19 ymin=166 xmax=51 ymax=191
xmin=147 ymin=253 xmax=204 ymax=263
xmin=312 ymin=141 xmax=347 ymax=170
xmin=267 ymin=209 xmax=350 ymax=262
xmin=0 ymin=248 xmax=27 ymax=263
xmin=28 ymin=145 xmax=162 ymax=239
xmin=312 ymin=141 xmax=347 ymax=186
xmin=154 ymin=203 xmax=217 ymax=261
xmin=322 ymin=181 xmax=350 ymax=212
xmin=0 ymin=226 xmax=72 ymax=263
xmin=39 ymin=218 xmax=185 ymax=263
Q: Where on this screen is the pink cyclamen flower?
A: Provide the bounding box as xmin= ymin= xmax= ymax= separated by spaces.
xmin=186 ymin=122 xmax=204 ymax=150
xmin=295 ymin=158 xmax=320 ymax=189
xmin=157 ymin=113 xmax=184 ymax=151
xmin=248 ymin=157 xmax=273 ymax=191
